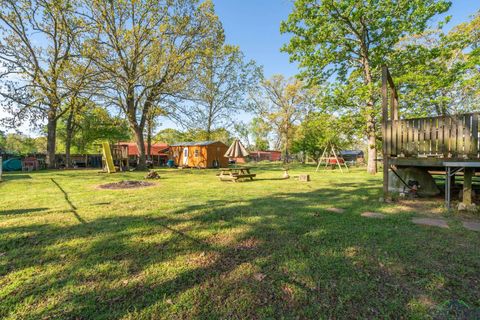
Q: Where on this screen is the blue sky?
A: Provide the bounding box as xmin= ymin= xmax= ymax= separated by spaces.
xmin=212 ymin=0 xmax=480 ymax=79
xmin=156 ymin=0 xmax=480 ymax=131
xmin=4 ymin=1 xmax=480 ymax=135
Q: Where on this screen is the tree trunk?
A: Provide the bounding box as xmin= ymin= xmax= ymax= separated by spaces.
xmin=65 ymin=109 xmax=75 ymax=168
xmin=366 ymin=112 xmax=377 ymax=174
xmin=147 ymin=118 xmax=152 ymax=162
xmin=133 ymin=126 xmax=146 ymax=170
xmin=361 ymin=54 xmax=377 ymax=175
xmin=46 ymin=111 xmax=57 ymax=169
xmin=65 ymin=134 xmax=72 ymax=168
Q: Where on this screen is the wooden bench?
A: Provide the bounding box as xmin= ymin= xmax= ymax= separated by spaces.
xmin=219 ymin=173 xmax=256 ymax=182
xmin=218 ymin=167 xmax=256 ymax=182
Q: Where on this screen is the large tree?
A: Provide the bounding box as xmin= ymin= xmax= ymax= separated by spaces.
xmin=168 ymin=44 xmax=260 ymax=139
xmin=281 ymin=0 xmax=451 ymax=174
xmin=249 ymin=75 xmax=312 ymax=162
xmin=0 ymin=0 xmax=87 ymax=168
xmin=84 ymin=0 xmax=222 ymax=169
xmin=394 ymin=12 xmax=480 ymax=117
xmin=57 ymin=106 xmax=131 ymax=154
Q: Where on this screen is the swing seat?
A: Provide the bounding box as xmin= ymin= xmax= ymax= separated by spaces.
xmin=328 ymin=158 xmax=345 ymax=165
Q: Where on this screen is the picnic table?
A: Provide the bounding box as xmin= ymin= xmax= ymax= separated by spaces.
xmin=218 ymin=166 xmax=256 ymax=182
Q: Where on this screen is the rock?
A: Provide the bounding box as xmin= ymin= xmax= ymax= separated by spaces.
xmin=457 ymin=202 xmax=477 ymax=212
xmin=282 ymin=170 xmax=290 ymax=179
xmin=388 ymin=167 xmax=440 ymax=197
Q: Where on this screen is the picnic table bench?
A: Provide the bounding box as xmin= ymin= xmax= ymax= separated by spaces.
xmin=218 ymin=167 xmax=256 ymax=182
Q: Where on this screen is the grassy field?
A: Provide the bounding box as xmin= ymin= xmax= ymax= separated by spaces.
xmin=0 ymin=164 xmax=479 ymax=319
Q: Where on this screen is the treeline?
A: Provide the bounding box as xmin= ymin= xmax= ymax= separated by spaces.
xmin=0 ymin=0 xmax=479 ymax=172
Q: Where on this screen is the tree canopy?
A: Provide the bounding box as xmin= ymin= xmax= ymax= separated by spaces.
xmin=281 ymin=0 xmax=451 ymax=173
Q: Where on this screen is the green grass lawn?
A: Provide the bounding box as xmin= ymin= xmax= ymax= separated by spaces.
xmin=1 ymin=164 xmax=479 ymax=319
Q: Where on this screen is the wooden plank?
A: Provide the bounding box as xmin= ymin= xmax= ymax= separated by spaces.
xmin=457 ymin=116 xmax=465 ymax=157
xmin=432 ymin=118 xmax=438 ymax=155
xmin=392 ymin=120 xmax=398 ymax=156
xmin=472 ymin=113 xmax=478 ymax=157
xmin=417 ymin=119 xmax=423 ymax=154
xmin=412 ymin=119 xmax=418 ymax=155
xmin=408 ymin=120 xmax=414 ymax=156
xmin=465 ymin=114 xmax=471 ymax=156
xmin=450 ymin=116 xmax=457 ymax=156
xmin=425 ymin=118 xmax=432 ymax=155
xmin=438 ymin=116 xmax=446 ymax=156
xmin=435 ymin=117 xmax=441 ymax=155
xmin=386 ymin=121 xmax=392 ymax=156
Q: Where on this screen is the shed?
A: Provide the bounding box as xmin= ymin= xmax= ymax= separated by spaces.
xmin=170 ymin=141 xmax=229 ymax=168
xmin=250 ymin=150 xmax=282 ymax=162
xmin=339 ymin=150 xmax=364 ymax=163
xmin=118 ymin=142 xmax=169 ymax=166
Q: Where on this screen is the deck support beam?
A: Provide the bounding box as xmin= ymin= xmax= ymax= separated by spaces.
xmin=463 ymin=168 xmax=474 ymax=205
xmin=382 ymin=65 xmax=396 ymax=200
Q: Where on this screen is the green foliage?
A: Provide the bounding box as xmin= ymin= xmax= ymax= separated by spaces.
xmin=281 ymin=0 xmax=451 ymax=84
xmin=393 ymin=12 xmax=480 ymax=117
xmin=154 ymin=127 xmax=233 ymax=145
xmin=57 ymin=107 xmax=130 ymax=154
xmin=292 ymin=112 xmax=355 ymax=161
xmin=1 ymin=133 xmax=45 ymax=155
xmin=1 ymin=167 xmax=479 ymax=318
xmin=84 ymin=0 xmax=224 ymax=168
xmin=249 ymin=117 xmax=271 ymax=150
xmin=154 ymin=128 xmax=188 ymax=145
xmin=281 ymin=0 xmax=451 ymax=172
xmin=249 ymin=75 xmax=313 ymax=157
xmin=168 ymin=44 xmax=261 ymax=138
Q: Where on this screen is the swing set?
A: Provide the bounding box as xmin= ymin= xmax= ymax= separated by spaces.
xmin=315 ymin=143 xmax=349 ymax=173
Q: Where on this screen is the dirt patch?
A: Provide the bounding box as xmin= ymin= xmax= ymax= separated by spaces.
xmin=235 ymin=237 xmax=262 ymax=251
xmin=98 ymin=180 xmax=155 ymax=190
xmin=412 ymin=217 xmax=449 ymax=228
xmin=325 ymin=207 xmax=345 ymax=213
xmin=361 ymin=212 xmax=386 ymax=219
xmin=463 ymin=221 xmax=480 ymax=232
xmin=383 ymin=199 xmax=444 ymax=215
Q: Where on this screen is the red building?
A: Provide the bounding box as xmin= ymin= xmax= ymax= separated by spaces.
xmin=250 ymin=150 xmax=282 ymax=162
xmin=119 ymin=142 xmax=169 ymax=166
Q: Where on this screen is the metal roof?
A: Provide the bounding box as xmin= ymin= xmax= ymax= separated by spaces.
xmin=340 ymin=150 xmax=364 ymax=155
xmin=170 ymin=141 xmax=222 ymax=147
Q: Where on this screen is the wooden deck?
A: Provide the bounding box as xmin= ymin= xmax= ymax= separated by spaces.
xmin=381 ymin=66 xmax=480 ymax=207
xmin=385 ymin=113 xmax=479 ymax=159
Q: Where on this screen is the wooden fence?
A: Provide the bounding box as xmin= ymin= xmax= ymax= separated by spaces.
xmin=385 ymin=113 xmax=480 ymax=158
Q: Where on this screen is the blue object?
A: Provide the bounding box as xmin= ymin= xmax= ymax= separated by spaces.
xmin=2 ymin=158 xmax=22 ymax=171
xmin=167 ymin=159 xmax=175 ymax=168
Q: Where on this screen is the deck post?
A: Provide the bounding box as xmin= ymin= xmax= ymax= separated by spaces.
xmin=463 ymin=168 xmax=474 ymax=206
xmin=382 ymin=65 xmax=389 ymax=200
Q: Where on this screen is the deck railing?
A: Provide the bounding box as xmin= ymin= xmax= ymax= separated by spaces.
xmin=385 ymin=113 xmax=480 ymax=158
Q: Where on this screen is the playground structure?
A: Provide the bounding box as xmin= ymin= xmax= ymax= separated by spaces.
xmin=101 ymin=142 xmax=129 ymax=173
xmin=315 ymin=144 xmax=349 ymax=173
xmin=381 ymin=66 xmax=480 ymax=208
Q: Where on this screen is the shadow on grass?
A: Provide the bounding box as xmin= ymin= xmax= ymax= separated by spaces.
xmin=0 ymin=207 xmax=49 ymax=216
xmin=1 ymin=174 xmax=32 ymax=180
xmin=0 ymin=182 xmax=478 ymax=319
xmin=50 ymin=178 xmax=87 ymax=224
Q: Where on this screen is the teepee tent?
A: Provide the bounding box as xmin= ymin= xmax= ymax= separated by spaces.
xmin=225 ymin=139 xmax=249 ymax=158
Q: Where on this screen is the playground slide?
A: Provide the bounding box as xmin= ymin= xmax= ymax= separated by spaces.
xmin=101 ymin=142 xmax=116 ymax=173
